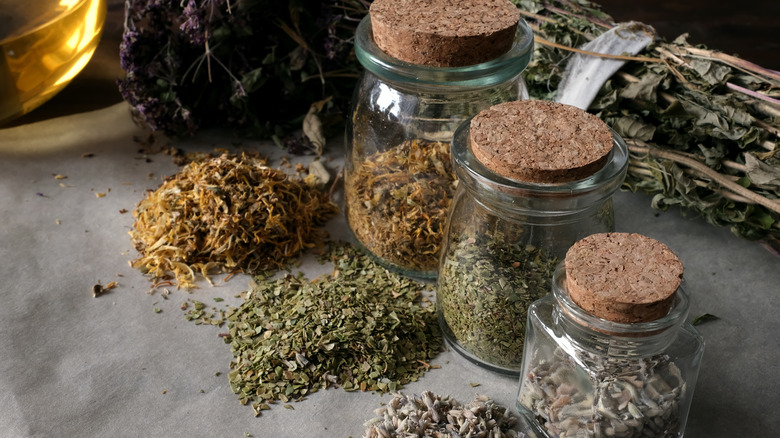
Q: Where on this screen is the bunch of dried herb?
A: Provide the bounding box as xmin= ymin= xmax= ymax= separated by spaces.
xmin=223 ymin=242 xmax=442 ymax=416
xmin=129 ymin=153 xmax=338 ymax=289
xmin=514 ymin=0 xmax=780 ymax=247
xmin=438 ymin=234 xmax=558 ymax=370
xmin=345 ymin=139 xmax=457 ymax=273
xmin=118 ymin=0 xmax=364 ymax=150
xmin=361 ymin=391 xmax=520 ymax=438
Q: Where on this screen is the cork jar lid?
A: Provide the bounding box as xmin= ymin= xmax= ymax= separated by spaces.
xmin=369 ymin=0 xmax=521 ymax=67
xmin=469 ymin=100 xmax=613 ymax=183
xmin=564 ymin=233 xmax=684 ymax=324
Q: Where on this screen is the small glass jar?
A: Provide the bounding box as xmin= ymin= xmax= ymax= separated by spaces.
xmin=515 ymin=263 xmax=705 ymax=438
xmin=436 ymin=119 xmax=629 ymax=374
xmin=344 ymin=14 xmax=533 ymax=278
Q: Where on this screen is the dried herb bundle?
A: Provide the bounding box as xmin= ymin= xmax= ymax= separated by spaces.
xmin=515 ymin=0 xmax=780 ymax=245
xmin=118 ymin=0 xmax=363 ymax=150
xmin=129 ymin=153 xmax=338 ymax=288
xmin=361 ymin=391 xmax=519 ymax=438
xmin=345 ymin=139 xmax=457 ymax=273
xmin=223 ymin=242 xmax=442 ymax=416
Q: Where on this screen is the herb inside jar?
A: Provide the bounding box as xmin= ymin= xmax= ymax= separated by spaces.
xmin=437 ymin=233 xmax=558 ymax=370
xmin=345 ymin=139 xmax=457 ymax=273
xmin=518 ymin=349 xmax=687 ymax=438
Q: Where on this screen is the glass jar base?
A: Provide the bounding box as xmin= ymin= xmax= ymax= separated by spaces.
xmin=438 ymin=312 xmax=523 ymax=376
xmin=345 ymin=227 xmax=438 ymax=281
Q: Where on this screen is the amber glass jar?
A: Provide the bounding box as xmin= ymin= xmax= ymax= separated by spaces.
xmin=344 ymin=12 xmax=533 ymax=278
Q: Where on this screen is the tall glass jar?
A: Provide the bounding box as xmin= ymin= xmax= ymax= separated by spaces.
xmin=436 ymin=117 xmax=629 ymax=374
xmin=515 ymin=263 xmax=705 ymax=438
xmin=344 ymin=14 xmax=533 ymax=278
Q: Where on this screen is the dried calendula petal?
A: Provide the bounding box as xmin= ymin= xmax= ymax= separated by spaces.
xmin=345 ymin=139 xmax=457 ymax=272
xmin=128 ymin=153 xmax=338 ymax=288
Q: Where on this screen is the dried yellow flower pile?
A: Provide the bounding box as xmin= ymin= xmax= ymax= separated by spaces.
xmin=129 ymin=153 xmax=338 ymax=288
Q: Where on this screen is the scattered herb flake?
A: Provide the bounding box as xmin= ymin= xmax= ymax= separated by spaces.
xmin=223 ymin=242 xmax=442 ymax=416
xmin=692 ymin=313 xmax=720 ymax=326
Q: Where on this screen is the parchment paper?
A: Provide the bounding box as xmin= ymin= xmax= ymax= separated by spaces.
xmin=0 ymin=103 xmax=777 ymax=437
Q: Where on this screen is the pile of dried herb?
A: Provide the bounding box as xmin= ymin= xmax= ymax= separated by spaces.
xmin=438 ymin=234 xmax=558 ymax=370
xmin=129 ymin=153 xmax=338 ymax=289
xmin=223 ymin=242 xmax=442 ymax=416
xmin=345 ymin=139 xmax=457 ymax=273
xmin=515 ymin=0 xmax=780 ymax=246
xmin=361 ymin=391 xmax=520 ymax=438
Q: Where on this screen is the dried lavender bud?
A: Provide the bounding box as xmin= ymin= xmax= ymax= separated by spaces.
xmin=361 ymin=391 xmax=519 ymax=438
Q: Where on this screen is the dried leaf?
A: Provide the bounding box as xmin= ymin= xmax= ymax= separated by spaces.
xmin=745 ymin=153 xmax=780 ymax=190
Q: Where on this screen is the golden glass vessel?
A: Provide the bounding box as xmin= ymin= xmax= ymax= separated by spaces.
xmin=0 ymin=0 xmax=106 ymax=125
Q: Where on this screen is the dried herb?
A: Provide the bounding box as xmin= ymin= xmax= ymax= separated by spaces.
xmin=223 ymin=242 xmax=442 ymax=416
xmin=129 ymin=153 xmax=338 ymax=289
xmin=438 ymin=234 xmax=558 ymax=370
xmin=361 ymin=391 xmax=519 ymax=438
xmin=92 ymin=281 xmax=117 ymax=298
xmin=345 ymin=139 xmax=457 ymax=273
xmin=518 ymin=348 xmax=686 ymax=438
xmin=514 ymin=0 xmax=780 ymax=247
xmin=118 ymin=0 xmax=363 ymax=148
xmin=692 ymin=313 xmax=719 ymax=326
xmin=184 ymin=300 xmax=226 ymax=326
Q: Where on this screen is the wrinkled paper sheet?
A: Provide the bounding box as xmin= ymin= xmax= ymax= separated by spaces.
xmin=0 ymin=103 xmax=777 ymax=437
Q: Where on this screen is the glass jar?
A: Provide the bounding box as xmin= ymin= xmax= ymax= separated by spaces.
xmin=515 ymin=263 xmax=705 ymax=438
xmin=0 ymin=0 xmax=107 ymax=125
xmin=344 ymin=14 xmax=533 ymax=278
xmin=436 ymin=119 xmax=629 ymax=374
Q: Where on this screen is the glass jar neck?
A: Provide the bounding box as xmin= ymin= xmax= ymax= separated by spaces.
xmin=354 ymin=15 xmax=533 ymax=87
xmin=550 ymin=264 xmax=690 ymax=358
xmin=451 ymin=120 xmax=629 ymax=215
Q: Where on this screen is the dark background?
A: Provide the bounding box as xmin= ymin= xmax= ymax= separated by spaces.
xmin=8 ymin=0 xmax=780 ymax=125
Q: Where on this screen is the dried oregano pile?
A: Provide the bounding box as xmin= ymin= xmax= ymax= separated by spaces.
xmin=223 ymin=242 xmax=442 ymax=416
xmin=129 ymin=153 xmax=337 ymax=288
xmin=361 ymin=391 xmax=519 ymax=438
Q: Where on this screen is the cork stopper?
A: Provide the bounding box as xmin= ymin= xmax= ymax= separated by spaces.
xmin=564 ymin=233 xmax=684 ymax=324
xmin=369 ymin=0 xmax=521 ymax=67
xmin=469 ymin=100 xmax=613 ymax=183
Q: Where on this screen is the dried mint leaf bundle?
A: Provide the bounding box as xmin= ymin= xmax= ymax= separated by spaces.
xmin=129 ymin=153 xmax=338 ymax=288
xmin=223 ymin=242 xmax=442 ymax=416
xmin=516 ymin=0 xmax=780 ymax=245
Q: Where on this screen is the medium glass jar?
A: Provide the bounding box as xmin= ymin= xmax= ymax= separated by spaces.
xmin=344 ymin=14 xmax=533 ymax=278
xmin=515 ymin=263 xmax=705 ymax=438
xmin=436 ymin=118 xmax=629 ymax=374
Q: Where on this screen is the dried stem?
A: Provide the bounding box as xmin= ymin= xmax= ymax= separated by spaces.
xmin=533 ymin=35 xmax=663 ymax=64
xmin=627 ymin=139 xmax=780 ymax=214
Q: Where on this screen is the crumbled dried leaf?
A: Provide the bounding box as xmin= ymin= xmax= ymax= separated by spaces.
xmin=223 ymin=242 xmax=442 ymax=416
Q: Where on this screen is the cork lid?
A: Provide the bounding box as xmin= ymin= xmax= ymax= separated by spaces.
xmin=469 ymin=100 xmax=613 ymax=183
xmin=369 ymin=0 xmax=521 ymax=67
xmin=564 ymin=233 xmax=684 ymax=324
